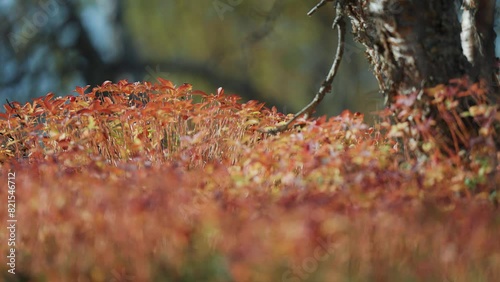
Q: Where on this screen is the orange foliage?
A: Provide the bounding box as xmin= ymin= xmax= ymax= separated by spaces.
xmin=0 ymin=80 xmax=499 ymax=281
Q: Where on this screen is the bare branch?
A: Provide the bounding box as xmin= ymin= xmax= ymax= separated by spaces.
xmin=262 ymin=4 xmax=346 ymax=134
xmin=307 ymin=0 xmax=335 ymax=16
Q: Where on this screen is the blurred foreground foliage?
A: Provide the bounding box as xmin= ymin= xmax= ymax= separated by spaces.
xmin=0 ymin=80 xmax=499 ymax=281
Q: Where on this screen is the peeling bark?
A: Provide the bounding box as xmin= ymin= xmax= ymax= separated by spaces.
xmin=461 ymin=0 xmax=481 ymax=65
xmin=349 ymin=0 xmax=471 ymax=103
xmin=343 ymin=0 xmax=497 ymax=103
xmin=461 ymin=0 xmax=497 ymax=99
xmin=305 ymin=0 xmax=498 ymax=156
xmin=339 ymin=0 xmax=498 ymax=150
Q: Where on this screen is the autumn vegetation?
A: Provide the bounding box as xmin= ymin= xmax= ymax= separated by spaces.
xmin=1 ymin=79 xmax=499 ymax=281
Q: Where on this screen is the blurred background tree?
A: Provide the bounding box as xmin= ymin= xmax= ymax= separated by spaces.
xmin=1 ymin=0 xmax=499 ymax=123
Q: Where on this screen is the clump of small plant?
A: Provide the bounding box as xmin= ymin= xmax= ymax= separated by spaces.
xmin=1 ymin=79 xmax=499 ymax=281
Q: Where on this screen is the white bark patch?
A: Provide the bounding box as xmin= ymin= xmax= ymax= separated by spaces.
xmin=460 ymin=0 xmax=479 ymax=64
xmin=368 ymin=0 xmax=385 ymax=15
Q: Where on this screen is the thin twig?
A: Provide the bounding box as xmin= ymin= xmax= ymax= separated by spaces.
xmin=262 ymin=4 xmax=346 ymax=134
xmin=307 ymin=0 xmax=335 ymax=16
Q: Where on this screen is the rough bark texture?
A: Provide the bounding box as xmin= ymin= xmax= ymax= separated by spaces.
xmin=348 ymin=0 xmax=470 ymax=103
xmin=341 ymin=0 xmax=499 ymax=158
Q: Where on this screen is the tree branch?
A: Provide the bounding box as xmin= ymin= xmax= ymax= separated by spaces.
xmin=307 ymin=0 xmax=335 ymax=16
xmin=262 ymin=2 xmax=346 ymax=134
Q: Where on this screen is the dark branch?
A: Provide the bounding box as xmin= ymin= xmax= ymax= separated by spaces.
xmin=262 ymin=3 xmax=346 ymax=134
xmin=307 ymin=0 xmax=335 ymax=16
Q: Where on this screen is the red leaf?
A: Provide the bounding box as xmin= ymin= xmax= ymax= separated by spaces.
xmin=76 ymin=109 xmax=93 ymax=115
xmin=107 ymin=104 xmax=125 ymax=113
xmin=52 ymin=99 xmax=66 ymax=109
xmin=74 ymin=85 xmax=90 ymax=96
xmin=3 ymin=104 xmax=13 ymax=113
xmin=157 ymin=77 xmax=174 ymax=89
xmin=340 ymin=109 xmax=352 ymax=119
xmin=117 ymin=79 xmax=128 ymax=86
xmin=44 ymin=92 xmax=55 ymax=102
xmin=177 ymin=83 xmax=192 ymax=93
xmin=43 ymin=93 xmax=55 ymax=113
xmin=190 ymin=90 xmax=207 ymax=96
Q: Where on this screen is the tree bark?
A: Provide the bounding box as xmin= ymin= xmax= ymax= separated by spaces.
xmin=461 ymin=0 xmax=497 ymax=100
xmin=348 ymin=0 xmax=471 ymax=102
xmin=303 ymin=0 xmax=498 ymax=189
xmin=342 ymin=0 xmax=498 ymax=156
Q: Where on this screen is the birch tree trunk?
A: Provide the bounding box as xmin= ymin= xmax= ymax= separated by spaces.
xmin=349 ymin=0 xmax=471 ymax=101
xmin=461 ymin=0 xmax=497 ymax=98
xmin=343 ymin=0 xmax=498 ymax=153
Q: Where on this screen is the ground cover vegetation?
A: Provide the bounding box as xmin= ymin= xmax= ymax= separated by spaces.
xmin=2 ymin=0 xmax=500 ymax=281
xmin=0 ymin=78 xmax=499 ymax=281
